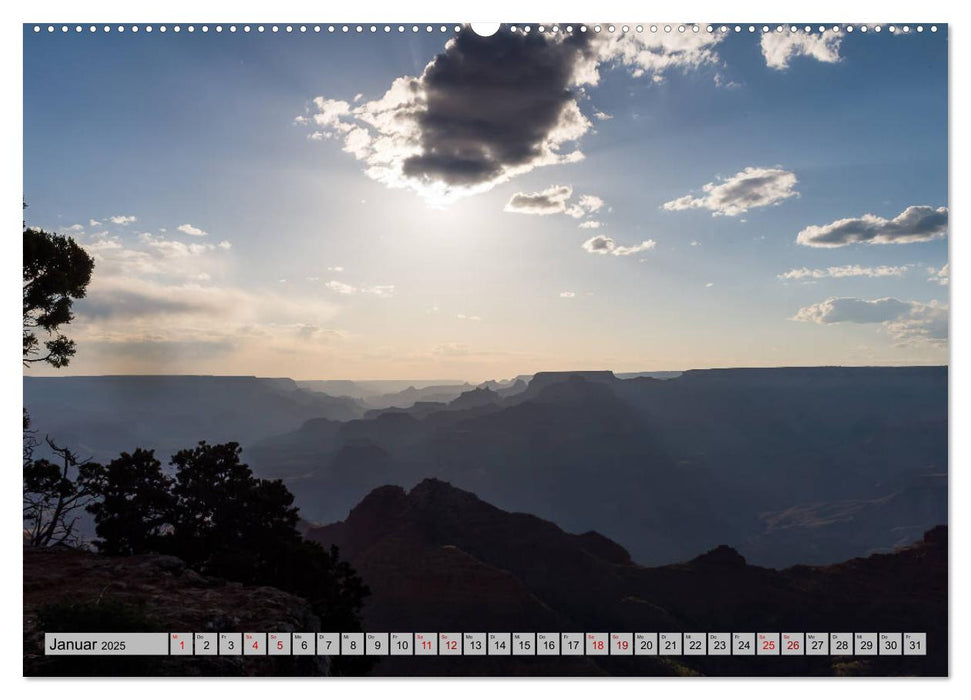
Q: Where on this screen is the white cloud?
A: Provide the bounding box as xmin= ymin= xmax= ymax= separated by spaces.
xmin=663 ymin=166 xmax=798 ymax=217
xmin=559 ymin=291 xmax=576 ymax=298
xmin=761 ymin=26 xmax=842 ymax=70
xmin=178 ymin=223 xmax=209 ymax=237
xmin=66 ymin=224 xmax=84 ymax=232
xmin=578 ymin=220 xmax=602 ymax=229
xmin=327 ymin=266 xmax=344 ymax=272
xmin=796 ymin=206 xmax=948 ymax=247
xmin=311 ymin=97 xmax=353 ymax=131
xmin=325 ymin=280 xmax=357 ymax=295
xmin=362 ymin=285 xmax=395 ymax=298
xmin=592 ymin=28 xmax=727 ymax=81
xmin=690 ymin=240 xmax=701 ymax=247
xmin=582 ymin=235 xmax=656 ymax=256
xmin=217 ymin=240 xmax=232 ymax=250
xmin=593 ymin=111 xmax=613 ymax=121
xmin=51 ymin=217 xmax=369 ymax=374
xmin=89 ymin=219 xmax=101 ymax=227
xmin=713 ymin=72 xmax=741 ymax=89
xmin=457 ymin=313 xmax=482 ymax=321
xmin=324 ymin=280 xmax=394 ymax=297
xmin=779 ymin=264 xmax=911 ymax=280
xmin=75 ymin=229 xmax=233 ymax=282
xmin=927 ymin=263 xmax=949 ymax=286
xmin=108 ymin=215 xmax=137 ymax=225
xmin=705 ymin=282 xmax=715 ymax=288
xmin=793 ymin=296 xmax=947 ymax=346
xmin=139 ymin=233 xmax=223 ymax=259
xmin=577 ymin=194 xmax=604 ymax=213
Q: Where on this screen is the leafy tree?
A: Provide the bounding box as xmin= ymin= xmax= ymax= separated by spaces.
xmin=23 ymin=223 xmax=94 ymax=368
xmin=85 ymin=449 xmax=175 ymax=555
xmin=85 ymin=440 xmax=371 ymax=671
xmin=166 ymin=441 xmax=301 ymax=575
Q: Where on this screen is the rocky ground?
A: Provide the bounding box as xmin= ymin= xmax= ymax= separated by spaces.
xmin=24 ymin=547 xmax=325 ymax=676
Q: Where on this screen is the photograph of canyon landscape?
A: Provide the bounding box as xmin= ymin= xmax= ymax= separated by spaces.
xmin=22 ymin=21 xmax=948 ymax=676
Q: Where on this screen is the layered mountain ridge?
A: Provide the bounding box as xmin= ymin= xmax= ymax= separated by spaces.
xmin=305 ymin=479 xmax=947 ymax=676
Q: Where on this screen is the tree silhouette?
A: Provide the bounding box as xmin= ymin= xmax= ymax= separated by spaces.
xmin=23 ymin=433 xmax=101 ymax=547
xmin=23 ymin=220 xmax=94 ymax=368
xmin=85 ymin=449 xmax=175 ymax=555
xmin=85 ymin=440 xmax=371 ymax=666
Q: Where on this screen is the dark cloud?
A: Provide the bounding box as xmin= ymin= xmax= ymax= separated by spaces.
xmin=303 ymin=28 xmax=727 ymax=201
xmin=88 ymin=338 xmax=235 ymax=363
xmin=400 ymin=29 xmax=596 ymax=187
xmin=78 ymin=289 xmax=210 ymax=320
xmin=504 ymin=185 xmax=574 ymax=215
xmin=797 ymin=205 xmax=948 ymax=247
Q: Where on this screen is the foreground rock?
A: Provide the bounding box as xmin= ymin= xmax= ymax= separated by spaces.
xmin=23 ymin=548 xmax=325 ymax=676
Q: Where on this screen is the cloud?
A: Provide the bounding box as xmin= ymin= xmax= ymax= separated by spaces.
xmin=363 ymin=285 xmax=395 ymax=298
xmin=761 ymin=27 xmax=842 ymax=70
xmin=78 ymin=284 xmax=215 ymax=320
xmin=54 ymin=216 xmax=360 ymax=374
xmin=582 ymin=235 xmax=656 ymax=256
xmin=796 ymin=206 xmax=948 ymax=247
xmin=559 ymin=291 xmax=576 ymax=298
xmin=592 ymin=27 xmax=726 ymax=80
xmin=663 ymin=166 xmax=798 ymax=217
xmin=89 ymin=219 xmax=101 ymax=227
xmin=690 ymin=240 xmax=701 ymax=247
xmin=713 ymin=72 xmax=741 ymax=89
xmin=577 ymin=194 xmax=604 ymax=213
xmin=177 ymin=223 xmax=208 ymax=237
xmin=793 ymin=296 xmax=947 ymax=346
xmin=325 ymin=280 xmax=357 ymax=295
xmin=74 ymin=229 xmax=233 ymax=281
xmin=324 ymin=280 xmax=395 ymax=297
xmin=504 ymin=185 xmax=604 ymax=220
xmin=504 ymin=185 xmax=574 ymax=215
xmin=108 ymin=215 xmax=137 ymax=225
xmin=593 ymin=111 xmax=612 ymax=120
xmin=456 ymin=313 xmax=482 ymax=321
xmin=779 ymin=264 xmax=911 ymax=280
xmin=139 ymin=233 xmax=226 ymax=259
xmin=927 ymin=263 xmax=949 ymax=286
xmin=301 ymin=27 xmax=726 ymax=203
xmin=578 ymin=220 xmax=602 ymax=229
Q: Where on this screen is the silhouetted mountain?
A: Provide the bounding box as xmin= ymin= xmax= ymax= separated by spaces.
xmin=255 ymin=367 xmax=946 ymax=567
xmin=23 ymin=375 xmax=365 ymax=462
xmin=307 ymin=480 xmax=946 ymax=676
xmin=297 ymin=379 xmax=468 ymax=403
xmin=615 ymin=371 xmax=682 ymax=380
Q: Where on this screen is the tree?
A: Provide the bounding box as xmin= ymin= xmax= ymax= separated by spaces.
xmin=83 ymin=440 xmax=372 ymax=672
xmin=166 ymin=441 xmax=301 ymax=576
xmin=23 ymin=431 xmax=101 ymax=547
xmin=23 ymin=223 xmax=94 ymax=368
xmin=85 ymin=449 xmax=175 ymax=555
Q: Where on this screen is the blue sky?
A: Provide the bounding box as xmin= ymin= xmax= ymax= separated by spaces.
xmin=23 ymin=24 xmax=949 ymax=379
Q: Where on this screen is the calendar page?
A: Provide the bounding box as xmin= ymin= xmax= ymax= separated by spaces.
xmin=22 ymin=20 xmax=948 ymax=678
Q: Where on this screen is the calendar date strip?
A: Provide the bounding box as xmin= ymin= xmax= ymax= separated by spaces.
xmin=45 ymin=632 xmax=927 ymax=657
